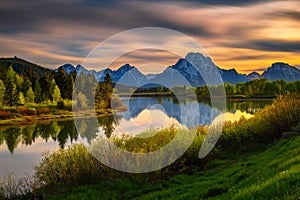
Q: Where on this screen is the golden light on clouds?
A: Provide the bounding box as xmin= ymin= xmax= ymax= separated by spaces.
xmin=0 ymin=0 xmax=300 ymax=73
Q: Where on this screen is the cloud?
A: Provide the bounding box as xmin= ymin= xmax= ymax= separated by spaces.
xmin=0 ymin=0 xmax=300 ymax=73
xmin=137 ymin=0 xmax=276 ymax=6
xmin=224 ymin=40 xmax=300 ymax=52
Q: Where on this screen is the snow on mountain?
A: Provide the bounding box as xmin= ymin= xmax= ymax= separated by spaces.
xmin=56 ymin=53 xmax=300 ymax=87
xmin=95 ymin=68 xmax=114 ymax=82
xmin=145 ymin=74 xmax=158 ymax=80
xmin=152 ymin=58 xmax=205 ymax=87
xmin=111 ymin=64 xmax=134 ymax=82
xmin=55 ymin=64 xmax=75 ymax=75
xmin=115 ymin=67 xmax=148 ymax=87
xmin=262 ymin=62 xmax=300 ymax=82
xmin=152 ymin=53 xmax=249 ymax=86
xmin=248 ymin=72 xmax=262 ymax=80
xmin=75 ymin=65 xmax=95 ymax=75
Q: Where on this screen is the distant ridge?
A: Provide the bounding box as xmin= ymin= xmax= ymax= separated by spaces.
xmin=0 ymin=56 xmax=52 ymax=78
xmin=1 ymin=53 xmax=299 ymax=87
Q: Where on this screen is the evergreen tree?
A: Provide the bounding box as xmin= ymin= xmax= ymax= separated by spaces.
xmin=0 ymin=79 xmax=5 ymax=106
xmin=95 ymin=73 xmax=113 ymax=108
xmin=49 ymin=79 xmax=56 ymax=100
xmin=54 ymin=69 xmax=70 ymax=99
xmin=52 ymin=85 xmax=62 ymax=102
xmin=39 ymin=74 xmax=52 ymax=101
xmin=26 ymin=87 xmax=35 ymax=103
xmin=17 ymin=92 xmax=25 ymax=105
xmin=4 ymin=66 xmax=17 ymax=106
xmin=15 ymin=74 xmax=24 ymax=93
xmin=103 ymin=73 xmax=113 ymax=107
xmin=34 ymin=80 xmax=42 ymax=103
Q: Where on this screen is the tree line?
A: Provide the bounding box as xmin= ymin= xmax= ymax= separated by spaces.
xmin=195 ymin=79 xmax=300 ymax=97
xmin=0 ymin=66 xmax=64 ymax=106
xmin=0 ymin=66 xmax=113 ymax=109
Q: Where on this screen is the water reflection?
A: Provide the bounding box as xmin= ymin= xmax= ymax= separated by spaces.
xmin=119 ymin=97 xmax=270 ymax=129
xmin=0 ymin=115 xmax=118 ymax=154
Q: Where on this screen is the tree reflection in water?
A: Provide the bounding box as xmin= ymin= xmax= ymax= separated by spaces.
xmin=0 ymin=114 xmax=119 ymax=153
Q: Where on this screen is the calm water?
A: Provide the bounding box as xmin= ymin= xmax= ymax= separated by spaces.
xmin=0 ymin=97 xmax=272 ymax=177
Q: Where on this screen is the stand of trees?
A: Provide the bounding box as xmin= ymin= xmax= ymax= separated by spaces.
xmin=195 ymin=79 xmax=300 ymax=97
xmin=0 ymin=66 xmax=62 ymax=106
xmin=0 ymin=66 xmax=114 ymax=110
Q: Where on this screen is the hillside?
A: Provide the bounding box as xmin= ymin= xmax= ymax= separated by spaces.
xmin=50 ymin=134 xmax=300 ymax=199
xmin=0 ymin=57 xmax=52 ymax=78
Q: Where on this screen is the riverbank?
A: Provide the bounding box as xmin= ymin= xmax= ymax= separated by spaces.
xmin=49 ymin=134 xmax=300 ymax=199
xmin=0 ymin=107 xmax=126 ymax=126
xmin=118 ymin=92 xmax=277 ymax=101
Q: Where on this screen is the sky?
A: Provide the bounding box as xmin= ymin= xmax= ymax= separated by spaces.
xmin=0 ymin=0 xmax=300 ymax=74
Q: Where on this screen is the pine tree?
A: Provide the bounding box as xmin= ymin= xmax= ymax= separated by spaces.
xmin=26 ymin=87 xmax=35 ymax=103
xmin=34 ymin=80 xmax=42 ymax=103
xmin=104 ymin=73 xmax=113 ymax=108
xmin=0 ymin=79 xmax=5 ymax=106
xmin=52 ymin=85 xmax=62 ymax=102
xmin=17 ymin=92 xmax=25 ymax=105
xmin=39 ymin=74 xmax=52 ymax=101
xmin=49 ymin=79 xmax=56 ymax=100
xmin=4 ymin=66 xmax=17 ymax=106
xmin=15 ymin=74 xmax=24 ymax=93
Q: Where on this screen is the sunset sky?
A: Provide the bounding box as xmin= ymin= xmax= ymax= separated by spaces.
xmin=0 ymin=0 xmax=300 ymax=74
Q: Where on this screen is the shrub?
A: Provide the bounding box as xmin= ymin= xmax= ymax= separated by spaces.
xmin=34 ymin=144 xmax=104 ymax=188
xmin=17 ymin=107 xmax=37 ymax=115
xmin=63 ymin=99 xmax=73 ymax=111
xmin=36 ymin=108 xmax=51 ymax=115
xmin=0 ymin=110 xmax=13 ymax=119
xmin=0 ymin=172 xmax=34 ymax=199
xmin=56 ymin=100 xmax=64 ymax=109
xmin=219 ymin=95 xmax=300 ymax=148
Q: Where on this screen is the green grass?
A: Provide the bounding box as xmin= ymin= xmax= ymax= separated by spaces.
xmin=47 ymin=134 xmax=300 ymax=200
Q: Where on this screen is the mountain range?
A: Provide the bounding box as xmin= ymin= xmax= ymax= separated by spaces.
xmin=1 ymin=53 xmax=300 ymax=87
xmin=55 ymin=52 xmax=300 ymax=87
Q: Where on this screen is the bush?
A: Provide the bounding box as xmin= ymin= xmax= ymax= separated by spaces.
xmin=57 ymin=100 xmax=65 ymax=109
xmin=0 ymin=172 xmax=34 ymax=199
xmin=0 ymin=110 xmax=13 ymax=119
xmin=56 ymin=100 xmax=73 ymax=111
xmin=16 ymin=107 xmax=37 ymax=115
xmin=219 ymin=95 xmax=300 ymax=148
xmin=34 ymin=144 xmax=104 ymax=188
xmin=63 ymin=99 xmax=73 ymax=111
xmin=36 ymin=108 xmax=51 ymax=115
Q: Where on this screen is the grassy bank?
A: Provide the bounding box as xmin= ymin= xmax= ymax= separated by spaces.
xmin=50 ymin=133 xmax=300 ymax=199
xmin=0 ymin=102 xmax=126 ymax=126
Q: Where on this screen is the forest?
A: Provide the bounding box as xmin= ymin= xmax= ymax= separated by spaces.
xmin=0 ymin=66 xmax=114 ymax=121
